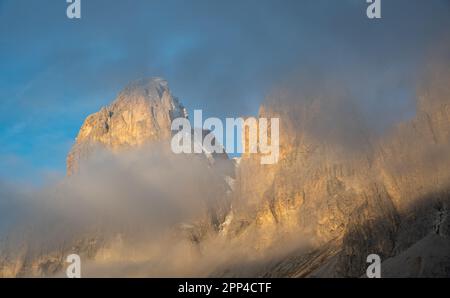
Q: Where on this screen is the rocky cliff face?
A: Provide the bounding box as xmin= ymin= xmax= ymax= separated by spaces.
xmin=219 ymin=70 xmax=450 ymax=277
xmin=67 ymin=77 xmax=187 ymax=175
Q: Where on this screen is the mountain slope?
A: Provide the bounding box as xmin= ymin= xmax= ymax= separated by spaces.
xmin=219 ymin=68 xmax=450 ymax=277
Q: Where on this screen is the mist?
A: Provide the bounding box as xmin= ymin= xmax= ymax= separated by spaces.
xmin=0 ymin=142 xmax=314 ymax=277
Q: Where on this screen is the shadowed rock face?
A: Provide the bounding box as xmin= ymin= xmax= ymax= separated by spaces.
xmin=67 ymin=77 xmax=187 ymax=175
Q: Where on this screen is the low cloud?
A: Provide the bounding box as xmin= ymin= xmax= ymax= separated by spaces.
xmin=0 ymin=142 xmax=312 ymax=277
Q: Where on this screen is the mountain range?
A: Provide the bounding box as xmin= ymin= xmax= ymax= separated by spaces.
xmin=1 ymin=73 xmax=449 ymax=277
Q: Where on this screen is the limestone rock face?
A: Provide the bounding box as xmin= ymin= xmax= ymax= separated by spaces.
xmin=67 ymin=77 xmax=187 ymax=175
xmin=222 ymin=71 xmax=450 ymax=277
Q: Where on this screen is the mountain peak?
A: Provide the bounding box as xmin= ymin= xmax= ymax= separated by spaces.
xmin=66 ymin=78 xmax=187 ymax=175
xmin=118 ymin=77 xmax=169 ymax=100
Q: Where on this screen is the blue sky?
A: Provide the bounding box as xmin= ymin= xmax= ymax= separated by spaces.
xmin=0 ymin=0 xmax=449 ymax=184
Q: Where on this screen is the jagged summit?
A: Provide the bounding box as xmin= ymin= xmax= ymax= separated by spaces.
xmin=124 ymin=77 xmax=169 ymax=92
xmin=117 ymin=77 xmax=170 ymax=103
xmin=67 ymin=77 xmax=187 ymax=175
xmin=112 ymin=77 xmax=187 ymax=119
